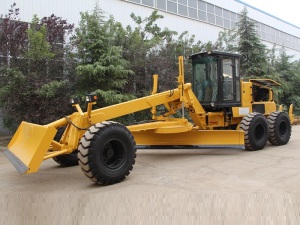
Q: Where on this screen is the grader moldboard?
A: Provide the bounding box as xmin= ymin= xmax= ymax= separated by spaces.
xmin=5 ymin=51 xmax=293 ymax=185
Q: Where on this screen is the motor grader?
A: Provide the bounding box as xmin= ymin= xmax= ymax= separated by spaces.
xmin=4 ymin=51 xmax=293 ymax=185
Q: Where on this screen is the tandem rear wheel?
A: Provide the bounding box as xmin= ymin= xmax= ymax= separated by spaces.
xmin=78 ymin=121 xmax=136 ymax=185
xmin=240 ymin=113 xmax=269 ymax=151
xmin=267 ymin=111 xmax=291 ymax=145
xmin=240 ymin=112 xmax=291 ymax=151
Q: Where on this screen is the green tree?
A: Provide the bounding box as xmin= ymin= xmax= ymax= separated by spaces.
xmin=103 ymin=11 xmax=208 ymax=121
xmin=237 ymin=7 xmax=268 ymax=77
xmin=146 ymin=31 xmax=207 ymax=90
xmin=26 ymin=15 xmax=55 ymax=61
xmin=105 ymin=10 xmax=211 ymax=96
xmin=0 ymin=67 xmax=26 ymax=129
xmin=288 ymin=60 xmax=300 ymax=113
xmin=0 ymin=12 xmax=74 ymax=130
xmin=214 ymin=29 xmax=238 ymax=52
xmin=120 ymin=11 xmax=177 ymax=95
xmin=72 ymin=5 xmax=133 ymax=105
xmin=41 ymin=14 xmax=74 ymax=81
xmin=275 ymin=47 xmax=294 ymax=81
xmin=274 ymin=47 xmax=298 ymax=109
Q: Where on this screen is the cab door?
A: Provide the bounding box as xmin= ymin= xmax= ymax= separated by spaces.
xmin=219 ymin=57 xmax=241 ymax=107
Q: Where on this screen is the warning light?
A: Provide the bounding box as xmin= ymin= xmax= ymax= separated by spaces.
xmin=69 ymin=97 xmax=79 ymax=105
xmin=86 ymin=94 xmax=97 ymax=103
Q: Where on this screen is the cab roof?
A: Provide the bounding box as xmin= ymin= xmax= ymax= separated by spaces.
xmin=250 ymin=79 xmax=281 ymax=87
xmin=190 ymin=51 xmax=241 ymax=59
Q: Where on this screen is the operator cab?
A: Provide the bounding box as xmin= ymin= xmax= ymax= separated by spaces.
xmin=191 ymin=51 xmax=241 ymax=110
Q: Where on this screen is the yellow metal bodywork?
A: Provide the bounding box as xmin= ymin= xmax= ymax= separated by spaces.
xmin=132 ymin=129 xmax=244 ymax=148
xmin=5 ymin=57 xmax=288 ymax=175
xmin=278 ymin=104 xmax=294 ymax=124
xmin=231 ymin=80 xmax=277 ymax=117
xmin=240 ymin=81 xmax=253 ymax=108
xmin=289 ymin=104 xmax=294 ymax=123
xmin=6 ymin=122 xmax=57 ymax=174
xmin=129 ymin=120 xmax=244 ymax=148
xmin=207 ymin=112 xmax=225 ymax=128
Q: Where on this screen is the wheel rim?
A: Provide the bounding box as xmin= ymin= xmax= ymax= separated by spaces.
xmin=254 ymin=124 xmax=265 ymax=143
xmin=102 ymin=139 xmax=126 ymax=170
xmin=279 ymin=121 xmax=288 ymax=137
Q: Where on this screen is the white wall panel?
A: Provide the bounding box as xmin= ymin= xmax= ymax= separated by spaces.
xmin=207 ymin=0 xmax=300 ymax=37
xmin=1 ymin=0 xmax=95 ymax=24
xmin=1 ymin=0 xmax=300 ymax=58
xmin=101 ymin=0 xmax=223 ymax=43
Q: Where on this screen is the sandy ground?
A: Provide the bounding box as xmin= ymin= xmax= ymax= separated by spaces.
xmin=1 ymin=126 xmax=300 ymax=224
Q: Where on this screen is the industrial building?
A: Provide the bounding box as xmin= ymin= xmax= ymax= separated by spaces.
xmin=1 ymin=0 xmax=300 ymax=57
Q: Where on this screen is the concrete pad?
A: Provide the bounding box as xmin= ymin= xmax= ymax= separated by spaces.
xmin=1 ymin=125 xmax=300 ymax=224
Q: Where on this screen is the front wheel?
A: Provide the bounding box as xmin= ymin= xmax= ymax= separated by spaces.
xmin=240 ymin=113 xmax=269 ymax=151
xmin=78 ymin=121 xmax=136 ymax=185
xmin=268 ymin=111 xmax=291 ymax=145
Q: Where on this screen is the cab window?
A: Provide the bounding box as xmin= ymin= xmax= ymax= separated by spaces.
xmin=193 ymin=56 xmax=218 ymax=102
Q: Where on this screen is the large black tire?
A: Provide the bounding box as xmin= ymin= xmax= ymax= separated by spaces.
xmin=267 ymin=111 xmax=291 ymax=145
xmin=78 ymin=121 xmax=136 ymax=185
xmin=240 ymin=112 xmax=269 ymax=151
xmin=52 ymin=127 xmax=79 ymax=167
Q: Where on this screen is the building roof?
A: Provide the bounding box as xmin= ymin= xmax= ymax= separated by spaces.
xmin=235 ymin=0 xmax=300 ymax=29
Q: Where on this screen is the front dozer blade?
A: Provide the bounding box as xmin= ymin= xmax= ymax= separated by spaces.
xmin=4 ymin=121 xmax=57 ymax=174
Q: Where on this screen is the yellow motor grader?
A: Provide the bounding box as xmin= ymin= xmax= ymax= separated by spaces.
xmin=4 ymin=51 xmax=293 ymax=185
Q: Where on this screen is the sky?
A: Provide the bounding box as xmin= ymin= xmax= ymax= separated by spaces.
xmin=240 ymin=0 xmax=300 ymax=27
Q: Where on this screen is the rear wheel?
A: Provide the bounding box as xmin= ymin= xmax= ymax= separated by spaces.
xmin=268 ymin=111 xmax=291 ymax=145
xmin=52 ymin=127 xmax=79 ymax=167
xmin=78 ymin=121 xmax=136 ymax=185
xmin=240 ymin=113 xmax=269 ymax=151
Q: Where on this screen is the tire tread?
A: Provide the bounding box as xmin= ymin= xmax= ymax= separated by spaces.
xmin=78 ymin=121 xmax=136 ymax=185
xmin=240 ymin=113 xmax=268 ymax=151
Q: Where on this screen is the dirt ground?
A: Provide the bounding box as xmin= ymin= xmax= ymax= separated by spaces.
xmin=1 ymin=126 xmax=300 ymax=224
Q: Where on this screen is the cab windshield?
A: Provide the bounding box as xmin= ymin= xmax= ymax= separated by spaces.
xmin=193 ymin=56 xmax=218 ymax=102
